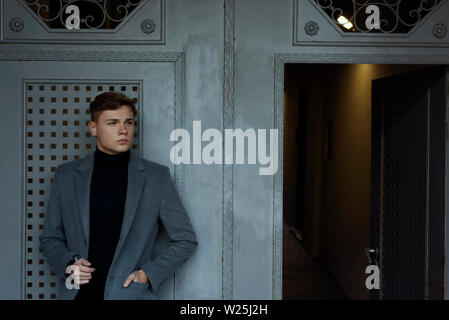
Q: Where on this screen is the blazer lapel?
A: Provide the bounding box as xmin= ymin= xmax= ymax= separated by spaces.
xmin=74 ymin=154 xmax=95 ymax=251
xmin=111 ymin=151 xmax=146 ymax=265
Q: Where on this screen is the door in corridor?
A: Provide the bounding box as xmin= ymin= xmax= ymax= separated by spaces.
xmin=370 ymin=67 xmax=448 ymax=299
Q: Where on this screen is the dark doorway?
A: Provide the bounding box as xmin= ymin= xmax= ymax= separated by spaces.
xmin=282 ymin=63 xmax=445 ymax=300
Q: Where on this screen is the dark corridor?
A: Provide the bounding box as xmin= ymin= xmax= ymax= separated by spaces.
xmin=282 ymin=63 xmax=432 ymax=300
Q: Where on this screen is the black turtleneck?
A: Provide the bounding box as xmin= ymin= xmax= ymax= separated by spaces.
xmin=75 ymin=147 xmax=130 ymax=300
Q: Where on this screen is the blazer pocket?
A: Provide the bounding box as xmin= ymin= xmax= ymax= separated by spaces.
xmin=126 ymin=281 xmax=156 ymax=300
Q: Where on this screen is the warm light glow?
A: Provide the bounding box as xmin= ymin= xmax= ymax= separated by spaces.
xmin=343 ymin=22 xmax=353 ymax=29
xmin=337 ymin=15 xmax=353 ymax=30
xmin=337 ymin=16 xmax=349 ymax=25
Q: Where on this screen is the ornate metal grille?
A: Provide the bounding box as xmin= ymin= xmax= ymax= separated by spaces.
xmin=312 ymin=0 xmax=444 ymax=33
xmin=23 ymin=0 xmax=145 ymax=30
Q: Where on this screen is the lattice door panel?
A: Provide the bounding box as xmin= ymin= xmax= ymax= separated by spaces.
xmin=380 ymin=92 xmax=428 ymax=299
xmin=371 ymin=67 xmax=448 ymax=300
xmin=24 ymin=81 xmax=141 ymax=300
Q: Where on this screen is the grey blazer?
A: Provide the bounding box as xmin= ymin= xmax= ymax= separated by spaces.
xmin=39 ymin=150 xmax=198 ymax=300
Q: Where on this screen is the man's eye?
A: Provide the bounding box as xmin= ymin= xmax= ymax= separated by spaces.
xmin=108 ymin=122 xmax=115 ymax=125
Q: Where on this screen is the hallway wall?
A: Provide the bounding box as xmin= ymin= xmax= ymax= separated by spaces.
xmin=284 ymin=64 xmax=327 ymax=259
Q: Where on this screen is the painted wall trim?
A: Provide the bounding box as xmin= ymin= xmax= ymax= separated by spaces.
xmin=223 ymin=0 xmax=234 ymax=300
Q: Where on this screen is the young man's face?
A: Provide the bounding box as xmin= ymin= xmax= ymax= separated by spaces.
xmin=88 ymin=105 xmax=135 ymax=155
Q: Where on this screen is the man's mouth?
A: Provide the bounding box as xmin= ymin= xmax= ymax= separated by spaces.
xmin=118 ymin=139 xmax=128 ymax=144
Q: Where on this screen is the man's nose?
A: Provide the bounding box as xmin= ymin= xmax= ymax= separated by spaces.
xmin=118 ymin=123 xmax=128 ymax=134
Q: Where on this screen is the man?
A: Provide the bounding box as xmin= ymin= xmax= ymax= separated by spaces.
xmin=39 ymin=92 xmax=198 ymax=300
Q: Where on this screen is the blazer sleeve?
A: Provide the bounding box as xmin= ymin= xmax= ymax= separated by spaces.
xmin=39 ymin=166 xmax=78 ymax=280
xmin=140 ymin=166 xmax=198 ymax=293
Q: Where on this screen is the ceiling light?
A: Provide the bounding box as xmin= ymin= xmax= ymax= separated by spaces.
xmin=337 ymin=15 xmax=353 ymax=30
xmin=337 ymin=16 xmax=349 ymax=25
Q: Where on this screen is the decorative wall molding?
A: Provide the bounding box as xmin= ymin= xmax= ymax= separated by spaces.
xmin=0 ymin=50 xmax=181 ymax=62
xmin=223 ymin=0 xmax=234 ymax=300
xmin=273 ymin=55 xmax=284 ymax=301
xmin=9 ymin=16 xmax=24 ymax=32
xmin=173 ymin=52 xmax=186 ymax=300
xmin=273 ymin=52 xmax=449 ymax=301
xmin=433 ymin=23 xmax=447 ymax=39
xmin=276 ymin=53 xmax=449 ymax=64
xmin=140 ymin=19 xmax=156 ymax=34
xmin=304 ymin=21 xmax=319 ymax=36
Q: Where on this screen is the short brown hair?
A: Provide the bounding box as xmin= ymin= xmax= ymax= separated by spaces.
xmin=89 ymin=92 xmax=137 ymax=122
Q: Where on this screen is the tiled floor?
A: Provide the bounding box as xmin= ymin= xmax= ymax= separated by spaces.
xmin=282 ymin=223 xmax=349 ymax=300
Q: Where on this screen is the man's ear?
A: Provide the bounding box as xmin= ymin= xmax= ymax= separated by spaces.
xmin=88 ymin=121 xmax=97 ymax=137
